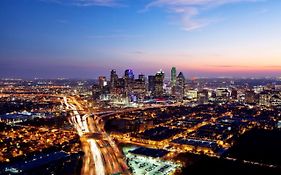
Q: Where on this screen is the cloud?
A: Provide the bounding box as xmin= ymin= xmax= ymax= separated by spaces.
xmin=145 ymin=0 xmax=263 ymax=31
xmin=181 ymin=13 xmax=218 ymax=31
xmin=146 ymin=0 xmax=260 ymax=8
xmin=263 ymin=65 xmax=281 ymax=68
xmin=41 ymin=0 xmax=122 ymax=7
xmin=208 ymin=65 xmax=249 ymax=68
xmin=207 ymin=64 xmax=281 ymax=70
xmin=87 ymin=34 xmax=142 ymax=39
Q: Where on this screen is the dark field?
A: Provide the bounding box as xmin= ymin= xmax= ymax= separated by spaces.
xmin=178 ymin=129 xmax=281 ymax=175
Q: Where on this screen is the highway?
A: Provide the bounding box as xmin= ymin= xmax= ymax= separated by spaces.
xmin=64 ymin=96 xmax=130 ymax=175
xmin=98 ymin=103 xmax=182 ymax=119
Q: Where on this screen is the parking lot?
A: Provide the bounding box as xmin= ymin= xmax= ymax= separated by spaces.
xmin=123 ymin=146 xmax=181 ymax=175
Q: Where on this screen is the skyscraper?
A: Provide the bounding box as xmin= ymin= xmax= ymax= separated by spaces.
xmin=245 ymin=90 xmax=255 ymax=103
xmin=148 ymin=75 xmax=156 ymax=94
xmin=92 ymin=84 xmax=101 ymax=100
xmin=198 ymin=89 xmax=209 ymax=104
xmin=124 ymin=69 xmax=134 ymax=95
xmin=259 ymin=91 xmax=271 ymax=107
xmin=171 ymin=67 xmax=177 ymax=96
xmin=110 ymin=69 xmax=118 ymax=88
xmin=98 ymin=76 xmax=109 ymax=98
xmin=132 ymin=74 xmax=146 ymax=100
xmin=216 ymin=88 xmax=230 ymax=102
xmin=124 ymin=69 xmax=134 ymax=80
xmin=176 ymin=72 xmax=185 ymax=99
xmin=138 ymin=74 xmax=145 ymax=82
xmin=171 ymin=67 xmax=176 ymax=87
xmin=154 ymin=70 xmax=165 ymax=97
xmin=98 ymin=76 xmax=107 ymax=89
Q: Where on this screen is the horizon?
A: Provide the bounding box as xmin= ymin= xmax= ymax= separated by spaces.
xmin=1 ymin=69 xmax=281 ymax=80
xmin=1 ymin=2 xmax=281 ymax=174
xmin=1 ymin=0 xmax=281 ymax=78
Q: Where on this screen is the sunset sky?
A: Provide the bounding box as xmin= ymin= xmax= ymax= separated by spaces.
xmin=1 ymin=0 xmax=281 ymax=78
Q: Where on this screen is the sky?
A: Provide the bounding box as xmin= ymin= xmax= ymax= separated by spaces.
xmin=0 ymin=0 xmax=281 ymax=79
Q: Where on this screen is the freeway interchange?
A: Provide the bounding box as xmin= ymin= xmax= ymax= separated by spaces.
xmin=63 ymin=96 xmax=130 ymax=175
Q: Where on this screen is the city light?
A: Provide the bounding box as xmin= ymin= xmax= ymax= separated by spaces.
xmin=1 ymin=1 xmax=281 ymax=175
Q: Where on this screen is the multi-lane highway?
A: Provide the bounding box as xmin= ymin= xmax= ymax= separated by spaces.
xmin=64 ymin=96 xmax=130 ymax=175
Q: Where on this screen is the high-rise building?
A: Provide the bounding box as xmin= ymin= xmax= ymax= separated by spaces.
xmin=198 ymin=89 xmax=209 ymax=104
xmin=138 ymin=74 xmax=145 ymax=82
xmin=98 ymin=76 xmax=107 ymax=89
xmin=124 ymin=69 xmax=134 ymax=95
xmin=171 ymin=67 xmax=176 ymax=87
xmin=245 ymin=90 xmax=256 ymax=104
xmin=176 ymin=72 xmax=185 ymax=99
xmin=230 ymin=88 xmax=238 ymax=100
xmin=110 ymin=69 xmax=118 ymax=88
xmin=111 ymin=77 xmax=126 ymax=98
xmin=253 ymin=86 xmax=264 ymax=93
xmin=259 ymin=91 xmax=271 ymax=107
xmin=132 ymin=75 xmax=146 ymax=100
xmin=124 ymin=69 xmax=134 ymax=81
xmin=270 ymin=94 xmax=281 ymax=107
xmin=216 ymin=88 xmax=230 ymax=102
xmin=171 ymin=67 xmax=177 ymax=96
xmin=148 ymin=75 xmax=156 ymax=94
xmin=185 ymin=89 xmax=198 ymax=101
xmin=92 ymin=84 xmax=101 ymax=100
xmin=154 ymin=70 xmax=165 ymax=97
xmin=98 ymin=76 xmax=110 ymax=99
xmin=116 ymin=78 xmax=125 ymax=88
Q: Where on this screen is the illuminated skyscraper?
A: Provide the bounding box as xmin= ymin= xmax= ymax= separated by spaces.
xmin=154 ymin=70 xmax=165 ymax=97
xmin=259 ymin=91 xmax=271 ymax=107
xmin=138 ymin=74 xmax=145 ymax=82
xmin=110 ymin=69 xmax=118 ymax=88
xmin=171 ymin=67 xmax=176 ymax=87
xmin=198 ymin=89 xmax=209 ymax=104
xmin=124 ymin=69 xmax=134 ymax=95
xmin=124 ymin=69 xmax=134 ymax=80
xmin=98 ymin=76 xmax=107 ymax=89
xmin=176 ymin=72 xmax=185 ymax=99
xmin=216 ymin=88 xmax=230 ymax=102
xmin=171 ymin=67 xmax=177 ymax=96
xmin=132 ymin=74 xmax=146 ymax=100
xmin=98 ymin=76 xmax=109 ymax=99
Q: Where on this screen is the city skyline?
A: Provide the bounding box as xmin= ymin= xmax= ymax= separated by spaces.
xmin=1 ymin=2 xmax=281 ymax=174
xmin=1 ymin=0 xmax=281 ymax=78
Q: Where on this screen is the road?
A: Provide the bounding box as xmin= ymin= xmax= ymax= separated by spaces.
xmin=98 ymin=103 xmax=182 ymax=118
xmin=64 ymin=96 xmax=130 ymax=175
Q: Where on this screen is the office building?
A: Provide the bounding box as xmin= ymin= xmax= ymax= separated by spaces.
xmin=154 ymin=70 xmax=165 ymax=97
xmin=148 ymin=76 xmax=156 ymax=95
xmin=110 ymin=69 xmax=118 ymax=88
xmin=176 ymin=72 xmax=185 ymax=99
xmin=171 ymin=67 xmax=176 ymax=87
